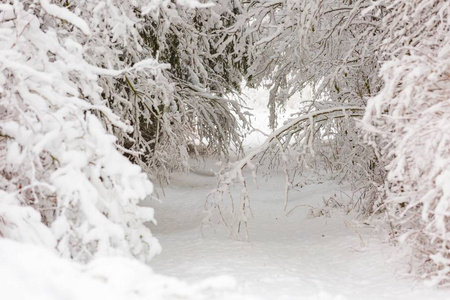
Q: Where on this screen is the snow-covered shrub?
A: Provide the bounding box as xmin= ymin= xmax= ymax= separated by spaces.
xmin=0 ymin=1 xmax=160 ymax=262
xmin=363 ymin=0 xmax=450 ymax=285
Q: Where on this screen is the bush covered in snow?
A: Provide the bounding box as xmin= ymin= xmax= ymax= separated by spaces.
xmin=0 ymin=0 xmax=161 ymax=262
xmin=363 ymin=0 xmax=450 ymax=285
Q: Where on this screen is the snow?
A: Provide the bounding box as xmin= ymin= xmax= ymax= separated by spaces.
xmin=2 ymin=84 xmax=450 ymax=299
xmin=175 ymin=0 xmax=215 ymax=9
xmin=1 ymin=0 xmax=160 ymax=264
xmin=40 ymin=0 xmax=91 ymax=36
xmin=0 ymin=238 xmax=247 ymax=300
xmin=147 ymin=162 xmax=450 ymax=299
xmin=3 ymin=164 xmax=449 ymax=299
xmin=2 ymin=0 xmax=449 ymax=297
xmin=240 ymin=84 xmax=312 ymax=149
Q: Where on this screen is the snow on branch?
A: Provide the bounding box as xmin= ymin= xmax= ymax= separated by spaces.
xmin=40 ymin=0 xmax=91 ymax=35
xmin=223 ymin=106 xmax=364 ymax=174
xmin=204 ymin=106 xmax=365 ymax=238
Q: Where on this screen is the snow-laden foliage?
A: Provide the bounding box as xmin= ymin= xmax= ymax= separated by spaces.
xmin=236 ymin=0 xmax=385 ymax=182
xmin=363 ymin=0 xmax=450 ymax=285
xmin=0 ymin=1 xmax=161 ymax=262
xmin=0 ymin=0 xmax=250 ymax=263
xmin=65 ymin=0 xmax=248 ymax=182
xmin=226 ymin=0 xmax=382 ymax=127
xmin=140 ymin=0 xmax=248 ymax=177
xmin=238 ymin=0 xmax=384 ymax=188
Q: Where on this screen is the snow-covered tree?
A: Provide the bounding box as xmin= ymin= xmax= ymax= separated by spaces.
xmin=223 ymin=0 xmax=384 ymax=125
xmin=0 ymin=0 xmax=165 ymax=262
xmin=363 ymin=0 xmax=450 ymax=286
xmin=78 ymin=0 xmax=249 ymax=182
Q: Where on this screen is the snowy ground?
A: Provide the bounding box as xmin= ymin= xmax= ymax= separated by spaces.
xmin=2 ymin=87 xmax=449 ymax=299
xmin=143 ymin=86 xmax=450 ymax=299
xmin=147 ymin=164 xmax=450 ymax=300
xmin=4 ymin=167 xmax=449 ymax=300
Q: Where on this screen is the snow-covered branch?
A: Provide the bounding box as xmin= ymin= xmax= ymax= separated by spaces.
xmin=205 ymin=106 xmax=366 ymax=237
xmin=363 ymin=0 xmax=450 ymax=285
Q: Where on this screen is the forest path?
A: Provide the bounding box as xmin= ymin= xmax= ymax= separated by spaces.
xmin=145 ymin=163 xmax=448 ymax=300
